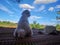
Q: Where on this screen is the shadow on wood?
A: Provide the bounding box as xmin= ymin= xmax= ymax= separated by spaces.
xmin=0 ymin=27 xmax=60 ymax=45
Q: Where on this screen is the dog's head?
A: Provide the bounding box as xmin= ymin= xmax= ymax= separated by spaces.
xmin=22 ymin=10 xmax=30 ymax=17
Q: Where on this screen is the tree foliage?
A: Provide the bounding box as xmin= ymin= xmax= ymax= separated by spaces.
xmin=56 ymin=24 xmax=60 ymax=30
xmin=30 ymin=21 xmax=45 ymax=29
xmin=57 ymin=11 xmax=60 ymax=14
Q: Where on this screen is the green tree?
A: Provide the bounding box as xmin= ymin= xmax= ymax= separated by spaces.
xmin=30 ymin=21 xmax=45 ymax=29
xmin=57 ymin=11 xmax=60 ymax=14
xmin=56 ymin=24 xmax=60 ymax=30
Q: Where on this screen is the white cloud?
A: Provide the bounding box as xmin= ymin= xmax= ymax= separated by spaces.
xmin=0 ymin=19 xmax=17 ymax=23
xmin=5 ymin=0 xmax=19 ymax=12
xmin=34 ymin=5 xmax=45 ymax=12
xmin=56 ymin=5 xmax=60 ymax=8
xmin=5 ymin=0 xmax=12 ymax=6
xmin=48 ymin=7 xmax=54 ymax=11
xmin=19 ymin=4 xmax=35 ymax=10
xmin=39 ymin=5 xmax=45 ymax=11
xmin=34 ymin=0 xmax=57 ymax=4
xmin=30 ymin=16 xmax=42 ymax=20
xmin=50 ymin=19 xmax=57 ymax=24
xmin=9 ymin=15 xmax=14 ymax=17
xmin=0 ymin=4 xmax=14 ymax=14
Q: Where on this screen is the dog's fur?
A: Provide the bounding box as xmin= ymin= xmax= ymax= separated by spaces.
xmin=13 ymin=10 xmax=33 ymax=38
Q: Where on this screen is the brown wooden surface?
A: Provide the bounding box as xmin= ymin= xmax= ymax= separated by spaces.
xmin=0 ymin=27 xmax=60 ymax=45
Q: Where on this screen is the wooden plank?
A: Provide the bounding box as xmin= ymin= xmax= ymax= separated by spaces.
xmin=0 ymin=27 xmax=60 ymax=45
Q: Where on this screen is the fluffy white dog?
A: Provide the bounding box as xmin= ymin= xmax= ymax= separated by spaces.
xmin=13 ymin=10 xmax=33 ymax=38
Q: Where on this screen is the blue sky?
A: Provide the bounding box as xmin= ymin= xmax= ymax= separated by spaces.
xmin=0 ymin=0 xmax=60 ymax=25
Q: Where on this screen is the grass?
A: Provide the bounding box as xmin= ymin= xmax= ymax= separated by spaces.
xmin=0 ymin=21 xmax=60 ymax=31
xmin=0 ymin=21 xmax=17 ymax=28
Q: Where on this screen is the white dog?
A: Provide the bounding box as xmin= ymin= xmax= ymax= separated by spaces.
xmin=13 ymin=10 xmax=33 ymax=38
